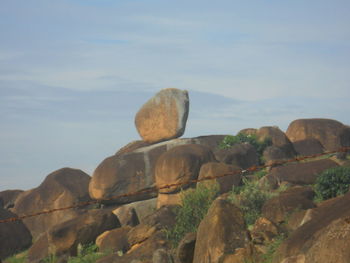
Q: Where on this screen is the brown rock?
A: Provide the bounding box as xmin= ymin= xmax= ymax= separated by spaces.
xmin=263 ymin=145 xmax=294 ymax=164
xmin=13 ymin=168 xmax=91 ymax=239
xmin=89 ymin=148 xmax=163 ymax=203
xmin=0 ymin=208 xmax=32 ymax=260
xmin=28 ymin=209 xmax=119 ymax=262
xmin=215 ymin=143 xmax=259 ymax=169
xmin=135 ymin=88 xmax=189 ymax=143
xmin=128 ymin=206 xmax=177 ymax=246
xmin=191 ymin=135 xmax=227 ymax=153
xmin=113 ymin=198 xmax=157 ymax=223
xmin=257 ymin=126 xmax=290 ymax=146
xmin=96 ymin=226 xmax=131 ymax=253
xmin=0 ymin=190 xmax=23 ymax=209
xmin=90 ymin=136 xmax=224 ymax=205
xmin=287 ymin=208 xmax=318 ymax=232
xmin=156 ymin=192 xmax=182 ymax=208
xmin=192 ymin=199 xmax=248 ymax=263
xmin=292 ymin=138 xmax=324 ymax=156
xmin=262 ymin=186 xmax=315 ymax=224
xmin=286 ymin=118 xmax=350 ymax=151
xmin=197 ymin=162 xmax=242 ymax=194
xmin=251 ymin=217 xmax=279 ymax=244
xmin=257 ymin=126 xmax=296 ymax=161
xmin=113 ymin=206 xmax=139 ymax=227
xmin=48 ymin=209 xmax=119 ymax=257
xmin=27 ymin=233 xmax=49 ymax=263
xmin=265 ymin=158 xmax=338 ymax=187
xmin=152 ymin=248 xmax=173 ymax=263
xmin=176 ymin=232 xmax=196 ymax=263
xmin=115 ymin=140 xmax=153 ymax=155
xmin=274 ymin=191 xmax=350 ymax=263
xmin=97 ymin=231 xmax=170 ymax=263
xmin=155 ymin=144 xmax=216 ymax=194
xmin=220 ymin=244 xmax=260 ymax=263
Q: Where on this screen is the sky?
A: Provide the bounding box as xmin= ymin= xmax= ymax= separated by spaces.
xmin=1 ymin=0 xmax=350 ymax=191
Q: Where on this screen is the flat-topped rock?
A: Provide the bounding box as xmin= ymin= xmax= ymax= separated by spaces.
xmin=135 ymin=88 xmax=189 ymax=143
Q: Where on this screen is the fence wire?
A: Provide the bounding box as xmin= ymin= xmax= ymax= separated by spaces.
xmin=1 ymin=146 xmax=349 ymax=224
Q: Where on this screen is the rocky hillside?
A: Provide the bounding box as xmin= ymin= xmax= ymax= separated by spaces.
xmin=1 ymin=88 xmax=350 ymax=263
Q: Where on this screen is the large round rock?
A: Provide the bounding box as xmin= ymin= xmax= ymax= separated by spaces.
xmin=155 ymin=144 xmax=216 ymax=193
xmin=13 ymin=168 xmax=91 ymax=240
xmin=135 ymin=88 xmax=189 ymax=143
xmin=286 ymin=118 xmax=350 ymax=151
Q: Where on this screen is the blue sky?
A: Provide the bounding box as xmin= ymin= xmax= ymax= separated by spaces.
xmin=1 ymin=0 xmax=350 ymax=191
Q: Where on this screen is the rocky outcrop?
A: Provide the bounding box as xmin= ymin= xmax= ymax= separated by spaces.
xmin=13 ymin=168 xmax=91 ymax=239
xmin=28 ymin=209 xmax=119 ymax=261
xmin=215 ymin=143 xmax=259 ymax=169
xmin=97 ymin=206 xmax=176 ymax=263
xmin=89 ymin=147 xmax=163 ymax=204
xmin=176 ymin=232 xmax=196 ymax=263
xmin=256 ymin=126 xmax=296 ymax=163
xmin=155 ymin=144 xmax=216 ymax=194
xmin=192 ymin=199 xmax=249 ymax=263
xmin=0 ymin=189 xmax=23 ymax=209
xmin=96 ymin=226 xmax=131 ymax=253
xmin=264 ymin=159 xmax=338 ymax=188
xmin=292 ymin=138 xmax=324 ymax=156
xmin=251 ymin=217 xmax=279 ymax=244
xmin=274 ymin=191 xmax=350 ymax=263
xmin=262 ymin=186 xmax=316 ymax=224
xmin=197 ymin=162 xmax=242 ymax=194
xmin=97 ymin=231 xmax=171 ymax=263
xmin=113 ymin=198 xmax=157 ymax=223
xmin=257 ymin=126 xmax=291 ymax=147
xmin=127 ymin=205 xmax=177 ymax=247
xmin=135 ymin=88 xmax=189 ymax=143
xmin=0 ymin=208 xmax=32 ymax=260
xmin=286 ymin=118 xmax=350 ymax=151
xmin=90 ymin=136 xmax=225 ymax=205
xmin=112 ymin=206 xmax=139 ymax=227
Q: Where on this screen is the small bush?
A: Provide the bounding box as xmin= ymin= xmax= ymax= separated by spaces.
xmin=5 ymin=251 xmax=27 ymax=263
xmin=229 ymin=178 xmax=275 ymax=226
xmin=164 ymin=183 xmax=219 ymax=247
xmin=314 ymin=167 xmax=350 ymax=201
xmin=219 ymin=133 xmax=272 ymax=164
xmin=262 ymin=233 xmax=287 ymax=263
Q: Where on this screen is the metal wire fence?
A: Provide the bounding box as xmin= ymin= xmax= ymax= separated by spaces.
xmin=1 ymin=146 xmax=349 ymax=224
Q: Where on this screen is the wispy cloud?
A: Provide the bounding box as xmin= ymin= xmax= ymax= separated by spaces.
xmin=1 ymin=0 xmax=349 ymax=191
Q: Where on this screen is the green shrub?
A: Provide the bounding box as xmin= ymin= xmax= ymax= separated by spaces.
xmin=219 ymin=133 xmax=272 ymax=164
xmin=229 ymin=178 xmax=275 ymax=226
xmin=164 ymin=183 xmax=219 ymax=247
xmin=253 ymin=169 xmax=268 ymax=179
xmin=262 ymin=233 xmax=287 ymax=263
xmin=314 ymin=167 xmax=350 ymax=201
xmin=5 ymin=251 xmax=27 ymax=263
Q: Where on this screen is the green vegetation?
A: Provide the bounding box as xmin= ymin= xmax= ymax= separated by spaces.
xmin=228 ymin=178 xmax=275 ymax=226
xmin=67 ymin=243 xmax=111 ymax=263
xmin=164 ymin=183 xmax=219 ymax=247
xmin=219 ymin=133 xmax=272 ymax=164
xmin=43 ymin=254 xmax=57 ymax=263
xmin=5 ymin=251 xmax=27 ymax=263
xmin=314 ymin=166 xmax=350 ymax=201
xmin=262 ymin=233 xmax=287 ymax=263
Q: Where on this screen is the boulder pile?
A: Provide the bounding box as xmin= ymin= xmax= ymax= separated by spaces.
xmin=1 ymin=88 xmax=350 ymax=263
